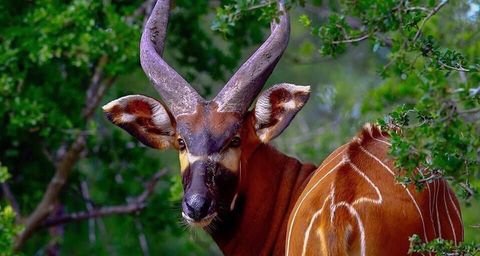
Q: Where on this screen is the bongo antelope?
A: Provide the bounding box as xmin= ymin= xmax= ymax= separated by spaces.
xmin=103 ymin=0 xmax=463 ymax=255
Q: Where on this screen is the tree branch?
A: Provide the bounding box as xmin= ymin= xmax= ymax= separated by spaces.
xmin=125 ymin=0 xmax=154 ymax=26
xmin=80 ymin=181 xmax=96 ymax=243
xmin=13 ymin=2 xmax=151 ymax=251
xmin=458 ymin=107 xmax=480 ymax=114
xmin=14 ymin=57 xmax=115 ymax=251
xmin=332 ymin=33 xmax=370 ymax=44
xmin=406 ymin=6 xmax=430 ymax=13
xmin=41 ymin=169 xmax=167 ymax=228
xmin=14 ymin=135 xmax=86 ymax=251
xmin=437 ymin=60 xmax=471 ymax=72
xmin=42 ymin=203 xmax=146 ymax=228
xmin=413 ymin=0 xmax=448 ymax=42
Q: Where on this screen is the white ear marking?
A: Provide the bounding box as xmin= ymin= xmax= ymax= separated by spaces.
xmin=283 ymin=100 xmax=297 ymax=110
xmin=151 ymin=104 xmax=174 ymax=134
xmin=295 ymin=85 xmax=311 ymax=93
xmin=120 ymin=113 xmax=137 ymax=123
xmin=254 ymin=83 xmax=310 ymax=127
xmin=254 ymin=93 xmax=272 ymax=126
xmin=102 ymin=100 xmax=117 ymax=111
xmin=254 ymin=83 xmax=311 ymax=143
xmin=103 ymin=95 xmax=176 ymax=150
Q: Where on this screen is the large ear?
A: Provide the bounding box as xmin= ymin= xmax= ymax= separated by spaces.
xmin=254 ymin=83 xmax=310 ymax=143
xmin=102 ymin=95 xmax=176 ymax=150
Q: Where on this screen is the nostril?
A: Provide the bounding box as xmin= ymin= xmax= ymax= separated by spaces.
xmin=185 ymin=199 xmax=195 ymax=212
xmin=184 ymin=194 xmax=212 ymax=221
xmin=199 ymin=197 xmax=211 ymax=214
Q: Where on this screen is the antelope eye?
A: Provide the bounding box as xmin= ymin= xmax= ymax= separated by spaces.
xmin=229 ymin=136 xmax=241 ymax=148
xmin=178 ymin=138 xmax=186 ymax=151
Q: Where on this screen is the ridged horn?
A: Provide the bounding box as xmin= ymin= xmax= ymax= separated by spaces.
xmin=213 ymin=1 xmax=290 ymax=113
xmin=140 ymin=0 xmax=203 ymax=117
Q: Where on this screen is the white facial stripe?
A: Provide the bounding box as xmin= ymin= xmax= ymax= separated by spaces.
xmin=187 ymin=153 xmax=207 ymax=163
xmin=208 ymin=153 xmax=222 ymax=162
xmin=184 ymin=150 xmax=240 ymax=172
xmin=218 ymin=148 xmax=241 ymax=172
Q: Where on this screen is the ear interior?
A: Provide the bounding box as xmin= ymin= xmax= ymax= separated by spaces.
xmin=103 ymin=95 xmax=176 ymax=150
xmin=254 ymin=83 xmax=310 ymax=143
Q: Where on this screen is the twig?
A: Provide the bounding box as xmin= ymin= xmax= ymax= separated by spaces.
xmin=135 ymin=218 xmax=150 ymax=256
xmin=1 ymin=183 xmax=22 ymax=221
xmin=125 ymin=0 xmax=154 ymax=25
xmin=246 ymin=1 xmax=275 ymax=11
xmin=405 ymin=6 xmax=429 ymax=12
xmin=458 ymin=107 xmax=480 ymax=114
xmin=84 ymin=55 xmax=108 ymax=104
xmin=80 ymin=181 xmax=96 ymax=243
xmin=413 ymin=0 xmax=448 ymax=42
xmin=137 ymin=169 xmax=167 ymax=203
xmin=332 ymin=33 xmax=370 ymax=44
xmin=459 ymin=182 xmax=474 ymax=199
xmin=45 ymin=203 xmax=64 ymax=256
xmin=437 ymin=60 xmax=471 ymax=72
xmin=42 ymin=203 xmax=146 ymax=227
xmin=41 ymin=169 xmax=167 ymax=228
xmin=417 ymin=174 xmax=443 ymax=183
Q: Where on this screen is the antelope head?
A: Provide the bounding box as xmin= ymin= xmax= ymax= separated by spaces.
xmin=103 ymin=0 xmax=310 ymax=228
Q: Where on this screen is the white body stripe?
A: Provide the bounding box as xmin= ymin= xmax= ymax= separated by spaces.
xmin=447 ymin=186 xmax=463 ymax=239
xmin=359 ymin=146 xmax=428 ymax=243
xmin=301 ymin=194 xmax=332 ymax=256
xmin=435 ymin=179 xmax=442 ymax=238
xmin=443 ymin=180 xmax=457 ymax=244
xmin=426 ymin=181 xmax=436 ymax=238
xmin=300 ymin=161 xmax=383 ymax=256
xmin=286 ymin=147 xmax=347 ymax=256
xmin=287 ymin=130 xmax=460 ymax=255
xmin=372 ymin=136 xmax=392 ymax=146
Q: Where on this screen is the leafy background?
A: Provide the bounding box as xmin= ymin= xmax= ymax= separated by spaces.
xmin=0 ymin=0 xmax=479 ymax=255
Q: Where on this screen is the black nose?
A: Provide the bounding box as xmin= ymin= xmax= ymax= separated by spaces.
xmin=183 ymin=194 xmax=212 ymax=221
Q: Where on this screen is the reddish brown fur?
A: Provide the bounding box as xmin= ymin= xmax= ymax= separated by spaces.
xmin=286 ymin=124 xmax=463 ymax=255
xmin=211 ymin=113 xmax=317 ymax=255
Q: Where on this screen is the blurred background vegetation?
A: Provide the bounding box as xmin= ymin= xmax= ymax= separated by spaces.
xmin=0 ymin=0 xmax=478 ymax=255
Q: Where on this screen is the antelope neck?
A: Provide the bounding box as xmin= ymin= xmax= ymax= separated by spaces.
xmin=211 ymin=143 xmax=317 ymax=255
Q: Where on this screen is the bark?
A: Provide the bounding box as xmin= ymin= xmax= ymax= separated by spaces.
xmin=41 ymin=169 xmax=167 ymax=228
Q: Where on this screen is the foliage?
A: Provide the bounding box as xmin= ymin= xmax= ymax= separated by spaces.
xmin=296 ymin=0 xmax=480 ymax=201
xmin=0 ymin=0 xmax=259 ymax=254
xmin=408 ymin=234 xmax=480 ymax=255
xmin=0 ymin=205 xmax=20 ymax=256
xmin=0 ymin=0 xmax=479 ymax=254
xmin=0 ymin=165 xmax=22 ymax=256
